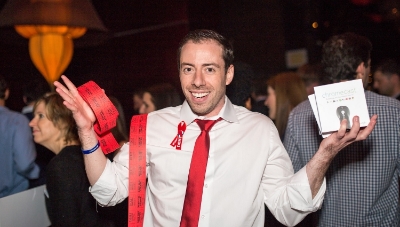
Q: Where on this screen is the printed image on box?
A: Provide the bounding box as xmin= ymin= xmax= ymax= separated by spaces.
xmin=336 ymin=106 xmax=351 ymax=128
xmin=309 ymin=79 xmax=370 ymax=138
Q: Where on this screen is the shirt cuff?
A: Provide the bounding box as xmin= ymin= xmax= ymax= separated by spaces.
xmin=287 ymin=166 xmax=326 ymax=212
xmin=89 ymin=160 xmax=118 ymax=206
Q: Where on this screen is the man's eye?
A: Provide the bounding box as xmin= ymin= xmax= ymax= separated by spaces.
xmin=205 ymin=67 xmax=215 ymax=73
xmin=183 ymin=67 xmax=193 ymax=73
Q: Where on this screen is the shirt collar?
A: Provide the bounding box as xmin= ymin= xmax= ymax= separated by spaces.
xmin=180 ymin=96 xmax=239 ymax=126
xmin=392 ymin=92 xmax=400 ymax=99
xmin=21 ymin=105 xmax=33 ymax=114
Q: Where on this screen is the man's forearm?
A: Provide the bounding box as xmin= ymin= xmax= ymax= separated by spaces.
xmin=306 ymin=144 xmax=338 ymax=198
xmin=80 ymin=129 xmax=107 ymax=186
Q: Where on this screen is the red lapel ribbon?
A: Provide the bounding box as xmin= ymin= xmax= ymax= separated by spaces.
xmin=170 ymin=121 xmax=187 ymax=150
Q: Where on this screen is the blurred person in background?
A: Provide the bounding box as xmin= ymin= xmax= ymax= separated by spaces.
xmin=139 ymin=82 xmax=182 ymax=114
xmin=109 ymin=96 xmax=128 ymax=151
xmin=132 ymin=89 xmax=144 ymax=115
xmin=373 ymin=58 xmax=400 ymax=101
xmin=296 ymin=63 xmax=324 ymax=95
xmin=0 ymin=75 xmax=39 ymax=198
xmin=226 ymin=61 xmax=254 ymax=109
xmin=21 ymin=77 xmax=54 ymax=188
xmin=251 ymin=78 xmax=269 ymax=116
xmin=264 ymin=71 xmax=307 ymax=140
xmin=29 ymin=93 xmax=114 ymax=227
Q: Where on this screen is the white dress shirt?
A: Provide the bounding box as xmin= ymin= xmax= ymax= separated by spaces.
xmin=90 ymin=97 xmax=325 ymax=227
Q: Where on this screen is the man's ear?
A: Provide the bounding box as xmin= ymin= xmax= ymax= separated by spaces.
xmin=355 ymin=62 xmax=366 ymax=80
xmin=226 ymin=64 xmax=234 ymax=85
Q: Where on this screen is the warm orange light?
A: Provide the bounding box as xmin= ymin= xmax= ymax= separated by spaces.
xmin=14 ymin=25 xmax=86 ymax=87
xmin=0 ymin=0 xmax=107 ymax=89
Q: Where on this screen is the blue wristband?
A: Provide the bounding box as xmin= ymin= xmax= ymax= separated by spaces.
xmin=81 ymin=141 xmax=100 ymax=154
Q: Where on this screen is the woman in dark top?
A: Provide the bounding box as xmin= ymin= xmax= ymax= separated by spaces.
xmin=29 ymin=93 xmax=114 ymax=227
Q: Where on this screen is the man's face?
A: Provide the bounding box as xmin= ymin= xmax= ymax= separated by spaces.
xmin=373 ymin=70 xmax=393 ymax=96
xmin=179 ymin=40 xmax=234 ymax=117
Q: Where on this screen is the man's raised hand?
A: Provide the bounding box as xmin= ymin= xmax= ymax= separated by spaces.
xmin=54 ymin=75 xmax=96 ymax=132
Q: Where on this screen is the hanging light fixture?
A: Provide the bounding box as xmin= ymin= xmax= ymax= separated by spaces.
xmin=0 ymin=0 xmax=107 ymax=88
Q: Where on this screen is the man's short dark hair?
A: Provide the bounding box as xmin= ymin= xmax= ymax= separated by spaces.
xmin=0 ymin=75 xmax=9 ymax=99
xmin=322 ymin=32 xmax=372 ymax=82
xmin=177 ymin=29 xmax=234 ymax=73
xmin=375 ymin=59 xmax=400 ymax=78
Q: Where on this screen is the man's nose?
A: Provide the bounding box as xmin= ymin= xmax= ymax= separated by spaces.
xmin=192 ymin=70 xmax=205 ymax=87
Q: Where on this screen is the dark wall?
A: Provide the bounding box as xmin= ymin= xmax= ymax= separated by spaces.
xmin=1 ymin=0 xmax=399 ymax=122
xmin=0 ymin=0 xmax=288 ymax=121
xmin=188 ymin=0 xmax=287 ymax=77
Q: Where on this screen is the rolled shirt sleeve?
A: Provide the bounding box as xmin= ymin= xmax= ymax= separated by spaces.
xmin=263 ymin=124 xmax=325 ymax=226
xmin=266 ymin=167 xmax=325 ymax=226
xmin=90 ymin=143 xmax=130 ymax=206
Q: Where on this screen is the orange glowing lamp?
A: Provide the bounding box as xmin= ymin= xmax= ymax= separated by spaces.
xmin=0 ymin=0 xmax=107 ymax=88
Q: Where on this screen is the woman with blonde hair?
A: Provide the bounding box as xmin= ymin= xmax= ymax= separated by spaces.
xmin=264 ymin=71 xmax=307 ymax=140
xmin=29 ymin=93 xmax=113 ymax=227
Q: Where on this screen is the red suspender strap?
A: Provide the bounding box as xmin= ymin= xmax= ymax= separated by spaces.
xmin=128 ymin=114 xmax=148 ymax=227
xmin=77 ymin=81 xmax=120 ymax=154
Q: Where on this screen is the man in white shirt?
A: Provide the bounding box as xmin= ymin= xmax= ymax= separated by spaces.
xmin=54 ymin=29 xmax=377 ymax=227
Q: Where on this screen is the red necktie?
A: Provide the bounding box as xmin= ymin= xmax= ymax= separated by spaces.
xmin=180 ymin=118 xmax=221 ymax=227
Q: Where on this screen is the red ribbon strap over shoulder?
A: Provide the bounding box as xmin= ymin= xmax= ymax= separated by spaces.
xmin=77 ymin=81 xmax=120 ymax=154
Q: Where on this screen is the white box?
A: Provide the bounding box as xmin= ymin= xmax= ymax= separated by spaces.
xmin=309 ymin=79 xmax=370 ymax=138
